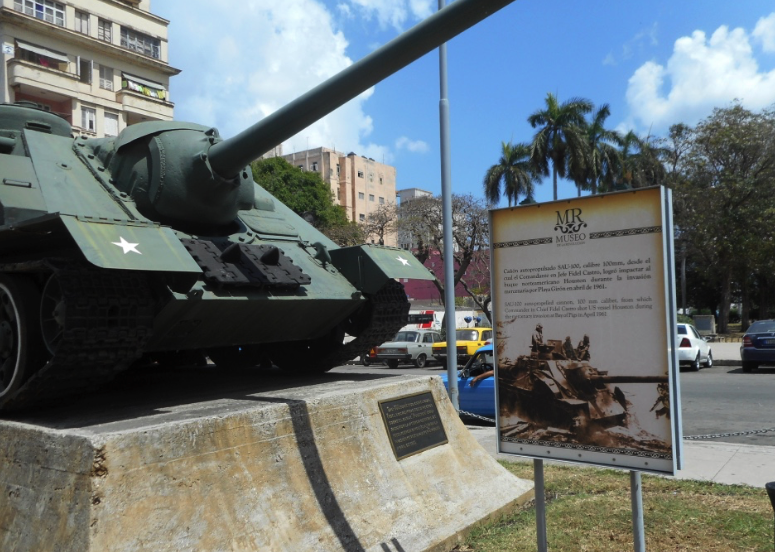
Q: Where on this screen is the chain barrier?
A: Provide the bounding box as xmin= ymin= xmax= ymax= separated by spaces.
xmin=456 ymin=410 xmax=775 ymax=441
xmin=458 ymin=409 xmax=496 ymax=423
xmin=683 ymin=427 xmax=775 ymax=440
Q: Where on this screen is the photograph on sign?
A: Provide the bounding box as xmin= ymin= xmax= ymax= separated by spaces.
xmin=491 ymin=187 xmax=680 ymax=474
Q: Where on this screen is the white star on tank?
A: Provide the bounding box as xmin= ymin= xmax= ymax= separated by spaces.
xmin=112 ymin=236 xmax=141 ymax=255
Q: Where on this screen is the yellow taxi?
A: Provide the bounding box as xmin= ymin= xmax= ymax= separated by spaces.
xmin=432 ymin=327 xmax=493 ymax=365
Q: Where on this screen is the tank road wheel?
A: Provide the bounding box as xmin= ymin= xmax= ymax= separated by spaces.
xmin=40 ymin=272 xmax=65 ymax=355
xmin=0 ymin=275 xmax=46 ymax=405
xmin=414 ymin=354 xmax=427 ymax=368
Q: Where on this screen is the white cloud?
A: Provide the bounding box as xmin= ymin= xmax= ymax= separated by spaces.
xmin=753 ymin=13 xmax=775 ymax=52
xmin=156 ymin=0 xmax=394 ymax=161
xmin=395 ymin=136 xmax=429 ymax=153
xmin=625 ymin=18 xmax=775 ymax=132
xmin=345 ymin=0 xmax=432 ymax=30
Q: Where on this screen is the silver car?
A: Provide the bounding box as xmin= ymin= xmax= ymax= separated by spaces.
xmin=677 ymin=323 xmax=713 ymax=371
xmin=375 ymin=329 xmax=443 ymax=369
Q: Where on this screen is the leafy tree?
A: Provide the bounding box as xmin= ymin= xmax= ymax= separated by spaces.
xmin=363 ymin=203 xmax=397 ymax=245
xmin=323 ymin=222 xmax=369 ymax=247
xmin=528 ymin=93 xmax=593 ymax=200
xmin=397 ymin=194 xmax=491 ymax=321
xmin=483 ymin=142 xmax=539 ymax=206
xmin=671 ymin=104 xmax=775 ymax=332
xmin=251 ymin=157 xmax=349 ymax=228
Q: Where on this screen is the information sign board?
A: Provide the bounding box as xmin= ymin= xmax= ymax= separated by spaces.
xmin=491 ymin=187 xmax=681 ymax=474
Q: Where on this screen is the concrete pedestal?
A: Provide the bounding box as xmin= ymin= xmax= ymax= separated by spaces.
xmin=0 ymin=370 xmax=532 ymax=551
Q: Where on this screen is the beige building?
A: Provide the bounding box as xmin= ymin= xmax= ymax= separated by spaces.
xmin=283 ymin=147 xmax=398 ymax=246
xmin=0 ymin=0 xmax=178 ymax=137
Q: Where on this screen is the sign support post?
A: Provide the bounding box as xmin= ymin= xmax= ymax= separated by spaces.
xmin=535 ymin=459 xmax=548 ymax=552
xmin=631 ymin=471 xmax=646 ymax=552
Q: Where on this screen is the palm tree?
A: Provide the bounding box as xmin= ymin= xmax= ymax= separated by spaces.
xmin=483 ymin=142 xmax=539 ymax=206
xmin=528 ymin=93 xmax=593 ymax=200
xmin=618 ymin=130 xmax=667 ymax=189
xmin=576 ymin=104 xmax=623 ymax=194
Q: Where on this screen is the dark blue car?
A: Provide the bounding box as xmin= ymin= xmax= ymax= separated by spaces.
xmin=740 ymin=319 xmax=775 ymax=372
xmin=441 ymin=344 xmax=495 ymax=418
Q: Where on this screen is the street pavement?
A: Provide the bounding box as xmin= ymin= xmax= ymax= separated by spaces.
xmin=470 ymin=340 xmax=775 ymax=488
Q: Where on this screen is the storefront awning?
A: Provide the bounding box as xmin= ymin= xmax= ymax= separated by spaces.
xmin=15 ymin=40 xmax=68 ymax=63
xmin=122 ymin=72 xmax=166 ymax=92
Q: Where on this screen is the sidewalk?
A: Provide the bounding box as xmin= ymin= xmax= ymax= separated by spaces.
xmin=707 ymin=341 xmax=741 ymax=366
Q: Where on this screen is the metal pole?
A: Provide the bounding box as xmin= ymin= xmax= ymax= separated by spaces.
xmin=438 ymin=0 xmax=458 ymax=410
xmin=681 ymin=251 xmax=686 ymax=315
xmin=631 ymin=471 xmax=646 ymax=552
xmin=534 ymin=459 xmax=548 ymax=552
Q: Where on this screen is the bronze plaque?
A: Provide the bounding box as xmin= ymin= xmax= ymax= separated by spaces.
xmin=379 ymin=391 xmax=448 ymax=460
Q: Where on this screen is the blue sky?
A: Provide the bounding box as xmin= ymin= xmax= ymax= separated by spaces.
xmin=152 ymin=0 xmax=775 ymax=205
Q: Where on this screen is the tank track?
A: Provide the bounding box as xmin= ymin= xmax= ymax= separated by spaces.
xmin=1 ymin=260 xmax=154 ymax=411
xmin=308 ymin=279 xmax=410 ymax=372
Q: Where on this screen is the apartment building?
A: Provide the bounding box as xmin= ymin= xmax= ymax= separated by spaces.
xmin=0 ymin=0 xmax=178 ymax=137
xmin=283 ymin=147 xmax=398 ymax=246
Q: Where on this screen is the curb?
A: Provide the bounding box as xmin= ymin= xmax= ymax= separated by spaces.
xmin=712 ymin=360 xmax=740 ymax=367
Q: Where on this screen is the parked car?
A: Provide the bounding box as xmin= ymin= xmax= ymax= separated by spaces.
xmin=360 ymin=347 xmax=382 ymax=366
xmin=432 ymin=327 xmax=493 ymax=365
xmin=375 ymin=329 xmax=443 ymax=369
xmin=740 ymin=319 xmax=775 ymax=372
xmin=677 ymin=323 xmax=713 ymax=371
xmin=440 ymin=344 xmax=495 ymax=418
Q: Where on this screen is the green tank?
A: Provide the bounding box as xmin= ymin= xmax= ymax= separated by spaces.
xmin=0 ymin=0 xmax=517 ymax=410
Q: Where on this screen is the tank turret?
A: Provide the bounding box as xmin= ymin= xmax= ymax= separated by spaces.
xmin=0 ymin=0 xmax=517 ymax=410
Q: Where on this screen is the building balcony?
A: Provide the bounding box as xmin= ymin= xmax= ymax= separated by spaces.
xmin=116 ymin=88 xmax=173 ymax=122
xmin=7 ymin=58 xmax=79 ymax=103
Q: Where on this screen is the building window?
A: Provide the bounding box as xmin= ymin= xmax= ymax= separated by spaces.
xmin=81 ymin=106 xmax=96 ymax=133
xmin=358 ymin=192 xmax=364 ymax=200
xmin=74 ymin=10 xmax=89 ymax=34
xmin=120 ymin=27 xmax=160 ymax=59
xmin=98 ymin=18 xmax=112 ymax=43
xmin=357 ymin=170 xmax=364 ymax=178
xmin=336 ymin=163 xmax=340 ymax=176
xmin=15 ymin=40 xmax=68 ymax=71
xmin=369 ymin=194 xmax=374 ymax=202
xmin=379 ymin=176 xmax=383 ymax=185
xmin=98 ymin=65 xmax=113 ymax=90
xmin=14 ymin=0 xmax=65 ymax=26
xmin=78 ymin=58 xmax=92 ymax=84
xmin=104 ymin=112 xmax=118 ymax=136
xmin=297 ymin=165 xmax=304 ymax=171
xmin=379 ymin=197 xmax=384 ymax=204
xmin=359 ymin=214 xmax=365 ymax=221
xmin=311 ymin=161 xmax=318 ymax=171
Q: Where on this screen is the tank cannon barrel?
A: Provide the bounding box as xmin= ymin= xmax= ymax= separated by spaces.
xmin=208 ymin=0 xmax=517 ymax=178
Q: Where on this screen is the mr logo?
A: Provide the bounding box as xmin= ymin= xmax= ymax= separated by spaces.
xmin=555 ymin=208 xmax=587 ymax=234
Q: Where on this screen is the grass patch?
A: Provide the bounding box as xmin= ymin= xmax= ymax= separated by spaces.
xmin=454 ymin=462 xmax=772 ymax=552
